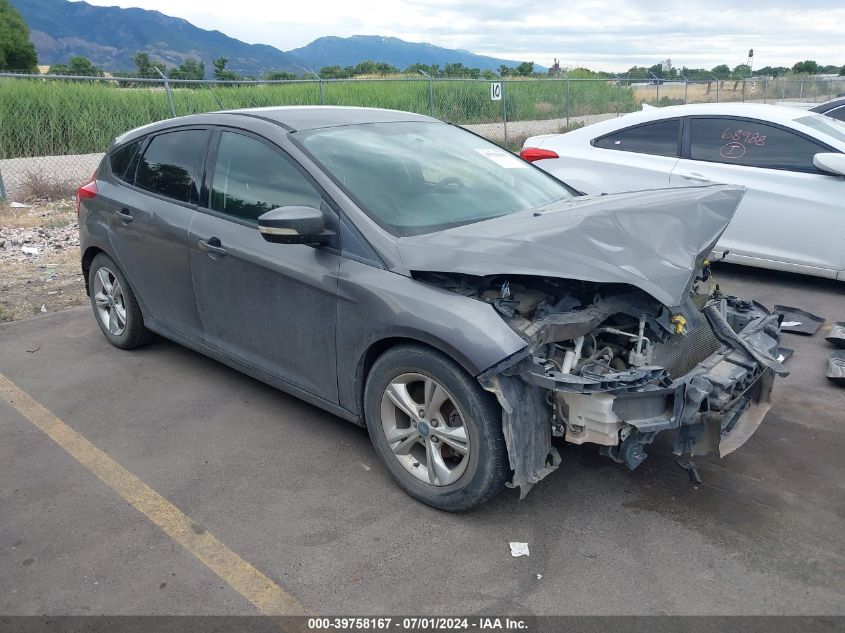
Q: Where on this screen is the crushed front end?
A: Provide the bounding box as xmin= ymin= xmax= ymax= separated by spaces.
xmin=417 ymin=267 xmax=787 ymax=496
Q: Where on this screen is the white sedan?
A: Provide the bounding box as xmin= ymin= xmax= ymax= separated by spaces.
xmin=521 ymin=103 xmax=845 ymax=280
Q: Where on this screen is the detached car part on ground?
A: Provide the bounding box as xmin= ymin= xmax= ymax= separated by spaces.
xmin=78 ymin=108 xmax=786 ymax=511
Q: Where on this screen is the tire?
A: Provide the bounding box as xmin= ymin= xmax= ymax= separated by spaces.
xmin=88 ymin=253 xmax=154 ymax=350
xmin=364 ymin=344 xmax=508 ymax=511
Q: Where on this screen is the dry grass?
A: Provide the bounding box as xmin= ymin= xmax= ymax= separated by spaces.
xmin=17 ymin=171 xmax=76 ymax=202
xmin=0 ymin=198 xmax=75 ymax=229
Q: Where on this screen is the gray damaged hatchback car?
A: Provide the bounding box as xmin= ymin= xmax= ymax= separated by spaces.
xmin=78 ymin=106 xmax=787 ymax=510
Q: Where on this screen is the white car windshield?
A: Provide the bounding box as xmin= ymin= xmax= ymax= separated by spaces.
xmin=296 ymin=121 xmax=575 ymax=236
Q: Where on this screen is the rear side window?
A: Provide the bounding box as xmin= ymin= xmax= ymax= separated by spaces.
xmin=136 ymin=130 xmax=207 ymax=203
xmin=689 ymin=118 xmax=829 ymax=172
xmin=109 ymin=139 xmax=142 ymax=183
xmin=210 ymin=131 xmax=321 ymax=221
xmin=593 ymin=119 xmax=680 ymax=157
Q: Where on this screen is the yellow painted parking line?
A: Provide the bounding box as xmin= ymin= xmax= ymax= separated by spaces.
xmin=0 ymin=372 xmax=309 ymax=616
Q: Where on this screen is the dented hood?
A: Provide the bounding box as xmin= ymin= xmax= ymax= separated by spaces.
xmin=397 ymin=185 xmax=745 ymax=308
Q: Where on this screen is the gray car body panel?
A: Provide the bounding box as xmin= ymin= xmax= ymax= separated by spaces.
xmin=79 ymin=107 xmax=779 ymax=498
xmin=82 ymin=109 xmax=529 ymax=422
xmin=395 ymin=185 xmax=746 ymax=309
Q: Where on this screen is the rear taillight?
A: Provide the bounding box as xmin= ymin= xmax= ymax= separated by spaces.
xmin=519 ymin=147 xmax=559 ymax=162
xmin=76 ymin=178 xmax=97 ymax=216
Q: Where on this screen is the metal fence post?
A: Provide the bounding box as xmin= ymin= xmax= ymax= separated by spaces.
xmin=154 ymin=67 xmax=176 ymax=118
xmin=501 ymin=79 xmax=508 ymax=149
xmin=565 ymin=75 xmax=571 ymax=128
xmin=615 ymin=75 xmax=621 ymax=116
xmin=418 ymin=70 xmax=433 ymax=116
xmin=799 ymin=79 xmax=804 ymax=100
xmin=0 ymin=168 xmax=6 ymax=202
xmin=829 ymin=80 xmax=833 ymax=101
xmin=742 ymin=79 xmax=746 ymax=102
xmin=682 ymin=74 xmax=688 ymax=104
xmin=715 ymin=76 xmax=720 ymax=102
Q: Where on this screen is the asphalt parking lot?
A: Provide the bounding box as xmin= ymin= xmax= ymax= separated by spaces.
xmin=1 ymin=264 xmax=843 ymax=616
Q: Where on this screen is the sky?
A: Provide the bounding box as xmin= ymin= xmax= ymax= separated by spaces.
xmin=82 ymin=0 xmax=845 ymax=71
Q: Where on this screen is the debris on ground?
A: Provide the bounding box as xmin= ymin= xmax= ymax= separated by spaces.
xmin=0 ymin=199 xmax=86 ymax=321
xmin=509 ymin=542 xmax=529 ymax=557
xmin=777 ymin=347 xmax=795 ymax=363
xmin=825 ymin=323 xmax=845 ymax=349
xmin=774 ymin=305 xmax=825 ymax=336
xmin=827 ymin=351 xmax=845 ymax=386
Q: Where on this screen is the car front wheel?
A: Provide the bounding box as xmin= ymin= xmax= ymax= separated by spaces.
xmin=364 ymin=345 xmax=508 ymax=511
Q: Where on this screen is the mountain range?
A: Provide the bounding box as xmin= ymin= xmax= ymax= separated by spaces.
xmin=13 ymin=0 xmax=535 ymax=77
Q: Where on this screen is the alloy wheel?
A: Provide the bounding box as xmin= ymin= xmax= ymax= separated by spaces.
xmin=92 ymin=266 xmax=127 ymax=336
xmin=380 ymin=372 xmax=471 ymax=486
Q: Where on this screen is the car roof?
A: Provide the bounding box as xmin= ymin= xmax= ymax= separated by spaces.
xmin=613 ymin=102 xmax=820 ymax=126
xmin=811 ymin=97 xmax=845 ymax=113
xmin=534 ymin=102 xmax=845 ymax=150
xmin=113 ymin=106 xmax=437 ymax=145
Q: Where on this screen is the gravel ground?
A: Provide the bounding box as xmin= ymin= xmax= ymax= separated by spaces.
xmin=0 ymin=200 xmax=86 ymax=322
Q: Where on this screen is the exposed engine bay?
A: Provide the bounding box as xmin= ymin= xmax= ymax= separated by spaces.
xmin=414 ymin=263 xmax=787 ymax=496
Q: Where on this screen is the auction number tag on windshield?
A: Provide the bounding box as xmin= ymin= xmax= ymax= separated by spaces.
xmin=475 ymin=148 xmax=527 ymax=168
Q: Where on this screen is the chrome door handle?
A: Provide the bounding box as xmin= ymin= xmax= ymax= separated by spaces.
xmin=198 ymin=238 xmax=228 ymax=257
xmin=117 ymin=208 xmax=133 ymax=223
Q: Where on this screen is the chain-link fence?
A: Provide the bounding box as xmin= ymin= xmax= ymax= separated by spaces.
xmin=1 ymin=72 xmax=844 ymax=201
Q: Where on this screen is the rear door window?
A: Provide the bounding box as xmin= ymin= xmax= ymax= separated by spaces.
xmin=689 ymin=118 xmax=829 ymax=172
xmin=209 ymin=131 xmax=321 ymax=222
xmin=593 ymin=119 xmax=680 ymax=157
xmin=109 ymin=139 xmax=142 ymax=184
xmin=136 ymin=130 xmax=207 ymax=203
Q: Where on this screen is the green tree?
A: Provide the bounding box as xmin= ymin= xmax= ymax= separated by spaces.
xmin=711 ymin=64 xmax=731 ymax=78
xmin=0 ymin=0 xmax=38 ymax=71
xmin=733 ymin=64 xmax=751 ymax=77
xmin=404 ymin=63 xmax=439 ymax=76
xmin=133 ymin=52 xmax=165 ymax=78
xmin=625 ymin=66 xmax=649 ymax=79
xmin=756 ymin=66 xmax=789 ymax=78
xmin=792 ymin=60 xmax=819 ymax=74
xmin=49 ymin=56 xmax=104 ymax=77
xmin=498 ymin=64 xmax=512 ymax=77
xmin=319 ymin=65 xmax=353 ymax=79
xmin=168 ymin=58 xmax=205 ymax=80
xmin=840 ymin=65 xmax=845 ymax=76
xmin=265 ymin=70 xmax=297 ymax=80
xmin=515 ymin=61 xmax=535 ymax=76
xmin=212 ymin=57 xmax=240 ymax=81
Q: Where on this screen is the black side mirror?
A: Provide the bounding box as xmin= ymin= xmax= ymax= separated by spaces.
xmin=257 ymin=206 xmax=326 ymax=244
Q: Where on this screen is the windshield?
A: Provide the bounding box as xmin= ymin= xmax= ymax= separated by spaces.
xmin=795 ymin=114 xmax=845 ymax=145
xmin=295 ymin=121 xmax=575 ymax=236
